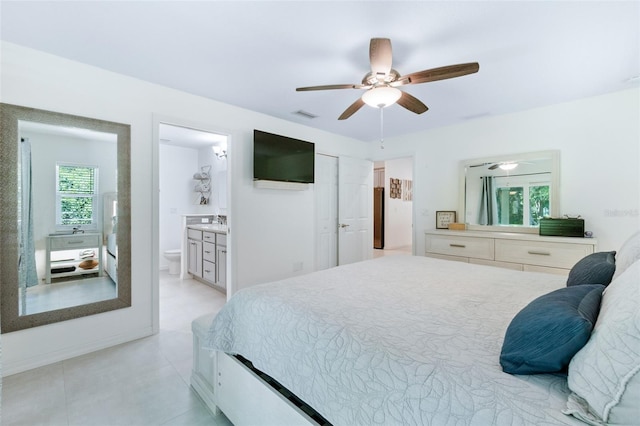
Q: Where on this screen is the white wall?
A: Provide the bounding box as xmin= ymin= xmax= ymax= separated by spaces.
xmin=1 ymin=42 xmax=369 ymax=375
xmin=384 ymin=157 xmax=413 ymax=249
xmin=158 ymin=144 xmax=199 ymax=270
xmin=372 ymin=88 xmax=640 ymax=254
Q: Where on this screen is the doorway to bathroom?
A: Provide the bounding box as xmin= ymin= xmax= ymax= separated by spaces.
xmin=155 ymin=120 xmax=230 ymax=332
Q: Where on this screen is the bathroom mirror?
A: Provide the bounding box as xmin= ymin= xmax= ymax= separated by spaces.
xmin=459 ymin=150 xmax=560 ymax=232
xmin=1 ymin=103 xmax=131 ymax=333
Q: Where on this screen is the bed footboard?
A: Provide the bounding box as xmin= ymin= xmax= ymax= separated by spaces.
xmin=191 ymin=314 xmax=220 ymax=415
xmin=191 ymin=314 xmax=319 ymax=426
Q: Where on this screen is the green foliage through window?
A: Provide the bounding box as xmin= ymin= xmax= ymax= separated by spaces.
xmin=529 ymin=186 xmax=550 ymax=226
xmin=57 ymin=164 xmax=98 ymax=226
xmin=496 ymin=184 xmax=549 ymax=226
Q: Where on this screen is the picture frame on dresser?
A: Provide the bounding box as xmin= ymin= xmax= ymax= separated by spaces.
xmin=436 ymin=211 xmax=457 ymax=229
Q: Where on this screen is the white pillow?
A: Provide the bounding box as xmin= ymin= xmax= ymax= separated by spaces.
xmin=612 ymin=230 xmax=640 ymax=280
xmin=565 ymin=260 xmax=640 ymax=425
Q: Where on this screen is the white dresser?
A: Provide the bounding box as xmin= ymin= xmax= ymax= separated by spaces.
xmin=425 ymin=230 xmax=597 ymax=275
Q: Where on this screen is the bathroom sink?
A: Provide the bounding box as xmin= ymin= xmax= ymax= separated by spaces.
xmin=48 ymin=232 xmax=99 ymax=236
xmin=188 ymin=224 xmax=227 ymax=232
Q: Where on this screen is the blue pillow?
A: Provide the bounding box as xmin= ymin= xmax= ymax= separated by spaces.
xmin=566 ymin=251 xmax=616 ymax=287
xmin=500 ymin=284 xmax=604 ymax=375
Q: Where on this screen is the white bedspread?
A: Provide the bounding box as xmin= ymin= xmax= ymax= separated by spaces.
xmin=206 ymin=255 xmax=585 ymax=426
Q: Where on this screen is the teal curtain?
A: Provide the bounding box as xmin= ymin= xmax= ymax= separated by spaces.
xmin=19 ymin=138 xmax=39 ymax=289
xmin=478 ymin=176 xmax=497 ymax=225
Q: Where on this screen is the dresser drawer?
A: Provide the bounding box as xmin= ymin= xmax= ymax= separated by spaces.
xmin=495 ymin=239 xmax=592 ymax=270
xmin=203 ymin=242 xmax=216 ymax=263
xmin=188 ymin=229 xmax=202 ymax=240
xmin=203 ymin=231 xmax=216 ymax=243
xmin=49 ymin=233 xmax=100 ymax=250
xmin=425 ymin=235 xmax=494 ymax=260
xmin=202 ymin=260 xmax=216 ymax=283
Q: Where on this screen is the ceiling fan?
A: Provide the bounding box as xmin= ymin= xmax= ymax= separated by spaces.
xmin=296 ymin=38 xmax=479 ymax=120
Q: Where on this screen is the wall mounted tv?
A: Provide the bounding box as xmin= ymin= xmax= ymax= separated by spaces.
xmin=253 ymin=129 xmax=315 ymax=184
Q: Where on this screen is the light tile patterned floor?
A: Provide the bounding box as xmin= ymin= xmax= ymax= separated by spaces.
xmin=1 ymin=271 xmax=231 ymax=426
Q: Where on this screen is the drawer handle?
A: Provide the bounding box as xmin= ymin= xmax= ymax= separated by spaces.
xmin=528 ymin=250 xmax=551 ymax=256
xmin=449 ymin=244 xmax=466 ymax=248
xmin=67 ymin=240 xmax=85 ymax=245
xmin=204 ymin=269 xmax=212 ymax=273
xmin=204 ymin=250 xmax=211 ymax=254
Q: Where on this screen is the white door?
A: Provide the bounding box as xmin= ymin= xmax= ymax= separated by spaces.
xmin=338 ymin=156 xmax=373 ymax=265
xmin=315 ymin=154 xmax=339 ymax=270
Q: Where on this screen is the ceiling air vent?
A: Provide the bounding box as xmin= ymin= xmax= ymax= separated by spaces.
xmin=292 ymin=110 xmax=318 ymax=119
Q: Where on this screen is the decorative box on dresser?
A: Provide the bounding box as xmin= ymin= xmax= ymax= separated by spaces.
xmin=424 ymin=230 xmax=597 ymax=275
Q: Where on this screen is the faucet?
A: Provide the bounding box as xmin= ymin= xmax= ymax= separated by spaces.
xmin=72 ymin=226 xmax=84 ymax=234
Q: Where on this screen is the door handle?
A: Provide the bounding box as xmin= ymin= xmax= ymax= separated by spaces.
xmin=339 ymin=223 xmax=350 ymax=229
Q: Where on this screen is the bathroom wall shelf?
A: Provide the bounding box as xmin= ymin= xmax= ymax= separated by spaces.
xmin=194 ymin=165 xmax=212 ymax=205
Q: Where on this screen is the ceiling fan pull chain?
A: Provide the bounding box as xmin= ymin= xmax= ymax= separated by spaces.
xmin=379 ymin=106 xmax=384 ymax=149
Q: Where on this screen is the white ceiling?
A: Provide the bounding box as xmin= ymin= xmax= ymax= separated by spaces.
xmin=2 ymin=1 xmax=639 ymax=142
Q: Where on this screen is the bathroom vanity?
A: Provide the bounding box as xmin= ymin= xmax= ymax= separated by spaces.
xmin=45 ymin=232 xmax=103 ymax=284
xmin=187 ymin=224 xmax=227 ymax=291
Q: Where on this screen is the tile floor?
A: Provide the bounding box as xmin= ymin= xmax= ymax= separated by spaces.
xmin=373 ymin=244 xmax=413 ymax=258
xmin=2 ymin=271 xmax=231 ymax=426
xmin=20 ymin=276 xmax=117 ymax=316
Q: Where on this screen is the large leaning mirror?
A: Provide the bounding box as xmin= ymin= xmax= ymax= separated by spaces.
xmin=1 ymin=103 xmax=131 ymax=333
xmin=460 ymin=150 xmax=560 ymax=232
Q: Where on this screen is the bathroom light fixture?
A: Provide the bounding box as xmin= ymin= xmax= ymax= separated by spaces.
xmin=212 ymin=146 xmax=227 ymax=159
xmin=362 ymin=86 xmax=402 ymax=108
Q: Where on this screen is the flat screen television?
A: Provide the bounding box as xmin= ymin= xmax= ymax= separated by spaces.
xmin=253 ymin=129 xmax=315 ymax=184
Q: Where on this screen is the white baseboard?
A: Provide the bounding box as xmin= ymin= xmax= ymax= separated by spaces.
xmin=2 ymin=326 xmax=154 ymax=377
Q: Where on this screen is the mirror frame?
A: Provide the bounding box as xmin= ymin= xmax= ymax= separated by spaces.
xmin=0 ymin=103 xmax=131 ymax=333
xmin=459 ymin=150 xmax=560 ymax=234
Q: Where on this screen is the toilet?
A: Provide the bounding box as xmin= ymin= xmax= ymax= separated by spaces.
xmin=163 ymin=249 xmax=181 ymax=275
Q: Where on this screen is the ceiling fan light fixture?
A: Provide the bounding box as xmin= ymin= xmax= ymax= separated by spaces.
xmin=362 ymin=86 xmax=402 ymax=108
xmin=499 ymin=163 xmax=518 ymax=171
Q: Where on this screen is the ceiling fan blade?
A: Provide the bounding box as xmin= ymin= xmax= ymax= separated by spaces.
xmin=399 ymin=62 xmax=479 ymax=85
xmin=338 ymin=98 xmax=366 ymax=120
xmin=296 ymin=83 xmax=366 ymax=92
xmin=396 ymin=91 xmax=428 ymax=114
xmin=488 ymin=164 xmax=499 ymax=170
xmin=370 ymin=38 xmax=393 ymax=80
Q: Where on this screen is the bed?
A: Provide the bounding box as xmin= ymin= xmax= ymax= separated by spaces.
xmin=196 ymin=232 xmax=640 ymax=426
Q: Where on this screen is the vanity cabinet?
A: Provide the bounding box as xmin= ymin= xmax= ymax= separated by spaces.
xmin=187 ymin=232 xmax=203 ymax=278
xmin=45 ymin=233 xmax=103 ymax=284
xmin=187 ymin=227 xmax=226 ymax=291
xmin=216 ymin=233 xmax=227 ymax=287
xmin=425 ymin=230 xmax=597 ymax=275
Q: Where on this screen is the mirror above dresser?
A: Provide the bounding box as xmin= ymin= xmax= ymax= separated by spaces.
xmin=460 ymin=150 xmax=560 ymax=233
